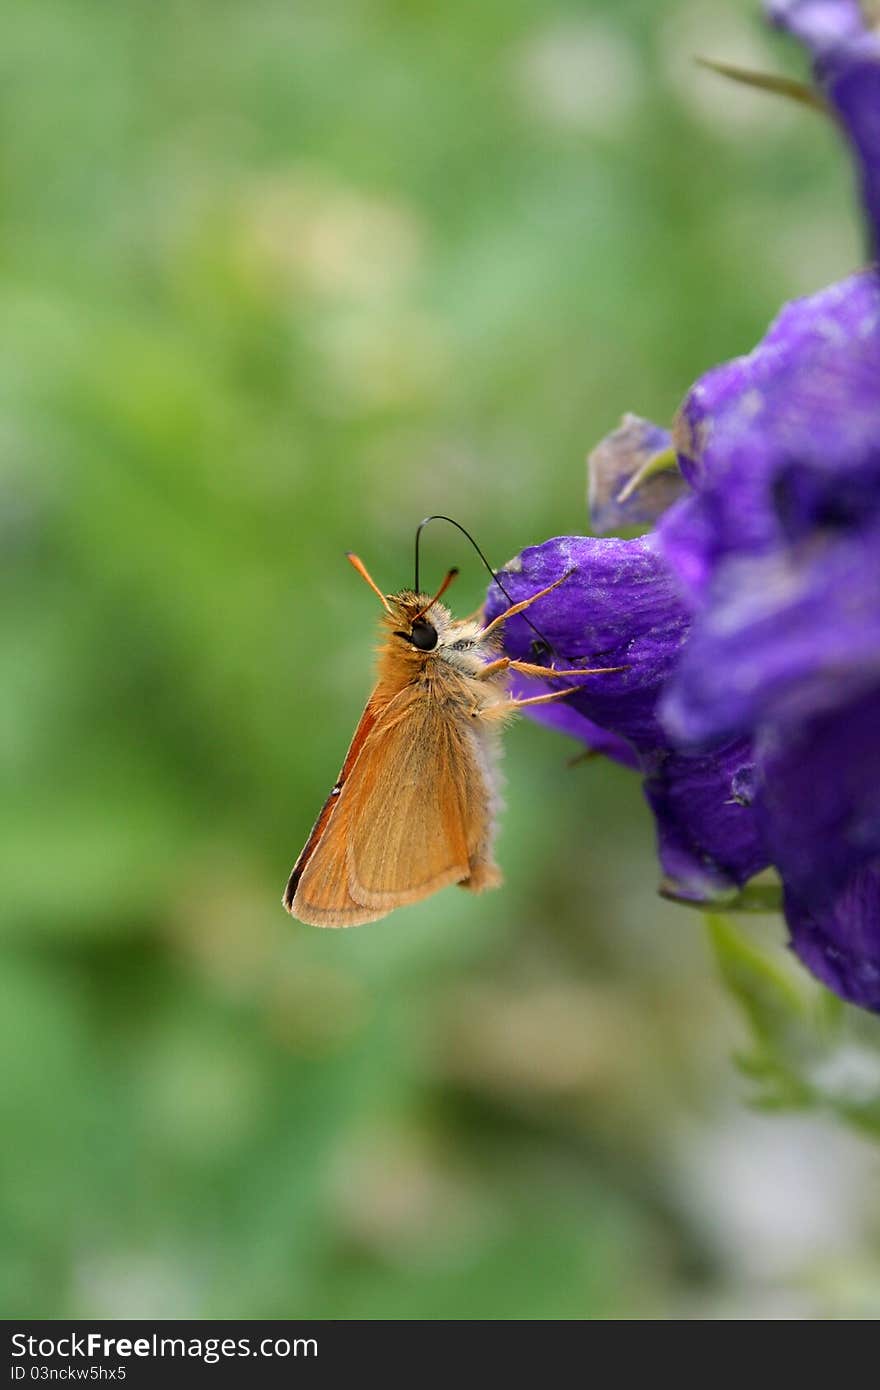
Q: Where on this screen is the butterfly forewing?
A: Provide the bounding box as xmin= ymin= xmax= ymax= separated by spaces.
xmin=282 ymin=695 xmax=383 ymax=912
xmin=288 ymin=689 xmax=491 ymax=927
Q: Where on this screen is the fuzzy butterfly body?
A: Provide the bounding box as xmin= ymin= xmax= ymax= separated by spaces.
xmin=283 ymin=554 xmax=618 ymax=927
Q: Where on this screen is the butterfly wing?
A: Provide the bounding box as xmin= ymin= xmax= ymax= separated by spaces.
xmin=287 ymin=688 xmax=493 ymax=927
xmin=283 ymin=694 xmax=382 ymax=914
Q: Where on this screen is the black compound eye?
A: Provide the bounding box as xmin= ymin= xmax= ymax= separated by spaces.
xmin=410 ymin=618 xmax=438 ymax=651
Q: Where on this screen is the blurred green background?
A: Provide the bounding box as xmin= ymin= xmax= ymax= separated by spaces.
xmin=3 ymin=0 xmax=879 ymax=1319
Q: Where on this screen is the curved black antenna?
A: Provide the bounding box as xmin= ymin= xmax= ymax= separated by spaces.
xmin=414 ymin=514 xmax=556 ymax=654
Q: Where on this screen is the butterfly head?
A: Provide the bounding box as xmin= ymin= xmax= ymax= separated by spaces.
xmin=387 ymin=590 xmax=453 ymax=652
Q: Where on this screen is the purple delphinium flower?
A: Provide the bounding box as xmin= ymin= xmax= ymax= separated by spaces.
xmin=486 ymin=537 xmax=768 ymax=905
xmin=659 ymin=0 xmax=880 ymax=1008
xmin=489 ymin=0 xmax=880 ymax=1009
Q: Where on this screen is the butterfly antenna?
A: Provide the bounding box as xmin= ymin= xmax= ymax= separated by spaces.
xmin=414 ymin=515 xmax=557 ymax=653
xmin=412 ymin=566 xmax=460 ymax=621
xmin=346 ymin=552 xmax=393 ymax=613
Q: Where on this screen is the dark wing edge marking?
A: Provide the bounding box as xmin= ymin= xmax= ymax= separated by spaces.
xmin=282 ymin=697 xmax=382 ymax=912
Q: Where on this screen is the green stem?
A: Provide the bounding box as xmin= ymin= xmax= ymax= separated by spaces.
xmin=614 ymin=445 xmax=679 ymax=506
xmin=694 ymin=57 xmax=829 ymax=115
xmin=661 ymin=879 xmax=784 ymax=915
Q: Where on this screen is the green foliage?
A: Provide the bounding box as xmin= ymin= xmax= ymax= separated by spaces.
xmin=708 ymin=915 xmax=880 ymax=1134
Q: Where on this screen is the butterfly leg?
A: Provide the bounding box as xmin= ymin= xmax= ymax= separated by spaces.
xmin=506 ymin=688 xmax=581 ymax=710
xmin=477 ymin=657 xmax=624 ymax=680
xmin=473 ymin=687 xmax=580 ymax=721
xmin=476 ymin=657 xmax=511 ymax=679
xmin=478 ymin=570 xmax=575 ymax=639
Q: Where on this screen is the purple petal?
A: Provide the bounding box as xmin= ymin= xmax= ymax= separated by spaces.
xmin=644 ymin=743 xmax=768 ymax=902
xmin=768 ymin=0 xmax=880 ymax=250
xmin=587 ymin=414 xmax=685 ymax=536
xmin=486 ymin=534 xmax=690 ymax=752
xmin=785 ymin=862 xmax=880 ymax=1012
xmin=661 ymin=521 xmax=880 ymax=747
xmin=766 ymin=1 xmax=867 ymax=49
xmin=756 ymin=689 xmax=880 ymax=911
xmin=661 ymin=271 xmax=880 ymax=604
